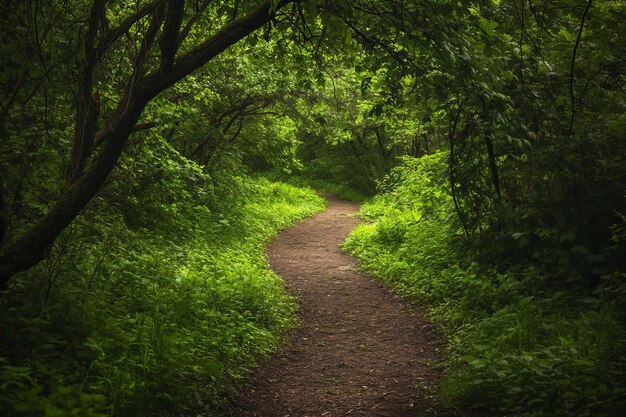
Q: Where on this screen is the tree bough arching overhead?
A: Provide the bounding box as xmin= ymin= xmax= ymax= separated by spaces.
xmin=0 ymin=0 xmax=301 ymax=286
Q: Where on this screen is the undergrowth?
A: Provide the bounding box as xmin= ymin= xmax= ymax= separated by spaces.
xmin=265 ymin=170 xmax=370 ymax=203
xmin=0 ymin=136 xmax=325 ymax=417
xmin=344 ymin=153 xmax=626 ymax=417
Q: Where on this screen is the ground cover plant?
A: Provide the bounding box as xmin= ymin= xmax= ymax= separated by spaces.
xmin=345 ymin=153 xmax=626 ymax=416
xmin=0 ymin=134 xmax=324 ymax=416
xmin=1 ymin=0 xmax=625 ymax=416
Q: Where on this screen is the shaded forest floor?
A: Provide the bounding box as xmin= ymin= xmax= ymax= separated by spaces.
xmin=228 ymin=195 xmax=462 ymax=417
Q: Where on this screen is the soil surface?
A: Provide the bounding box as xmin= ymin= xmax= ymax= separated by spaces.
xmin=228 ymin=195 xmax=460 ymax=417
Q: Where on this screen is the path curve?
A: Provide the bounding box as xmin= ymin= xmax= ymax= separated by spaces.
xmin=229 ymin=195 xmax=456 ymax=417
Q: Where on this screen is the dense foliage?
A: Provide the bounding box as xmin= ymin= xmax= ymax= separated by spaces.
xmin=340 ymin=0 xmax=626 ymax=415
xmin=0 ymin=149 xmax=324 ymax=416
xmin=1 ymin=0 xmax=625 ymax=416
xmin=345 ymin=154 xmax=626 ymax=416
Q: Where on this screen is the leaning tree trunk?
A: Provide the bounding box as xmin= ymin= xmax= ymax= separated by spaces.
xmin=0 ymin=0 xmax=296 ymax=288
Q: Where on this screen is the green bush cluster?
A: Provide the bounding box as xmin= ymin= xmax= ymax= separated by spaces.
xmin=0 ymin=140 xmax=325 ymax=417
xmin=344 ymin=152 xmax=626 ymax=416
xmin=267 ymin=170 xmax=370 ymax=204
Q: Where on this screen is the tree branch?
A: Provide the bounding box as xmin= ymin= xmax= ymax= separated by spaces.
xmin=160 ymin=0 xmax=185 ymax=74
xmin=0 ymin=69 xmax=28 ymax=126
xmin=140 ymin=0 xmax=297 ymax=100
xmin=568 ymin=0 xmax=593 ymax=138
xmin=67 ymin=0 xmax=108 ymax=184
xmin=0 ymin=0 xmax=297 ymax=287
xmin=97 ymin=0 xmax=166 ymax=58
xmin=133 ymin=121 xmax=158 ymax=132
xmin=178 ymin=0 xmax=214 ymax=44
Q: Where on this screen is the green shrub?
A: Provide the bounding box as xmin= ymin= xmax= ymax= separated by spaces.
xmin=0 ymin=143 xmax=325 ymax=417
xmin=344 ymin=152 xmax=626 ymax=416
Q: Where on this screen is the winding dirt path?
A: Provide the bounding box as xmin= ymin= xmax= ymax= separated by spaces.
xmin=228 ymin=195 xmax=457 ymax=417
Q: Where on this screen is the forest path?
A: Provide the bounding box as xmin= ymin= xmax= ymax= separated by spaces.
xmin=228 ymin=195 xmax=455 ymax=417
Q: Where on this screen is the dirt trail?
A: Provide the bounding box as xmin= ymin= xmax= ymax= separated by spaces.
xmin=228 ymin=195 xmax=457 ymax=417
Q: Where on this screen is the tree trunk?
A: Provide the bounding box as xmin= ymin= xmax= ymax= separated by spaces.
xmin=0 ymin=0 xmax=295 ymax=288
